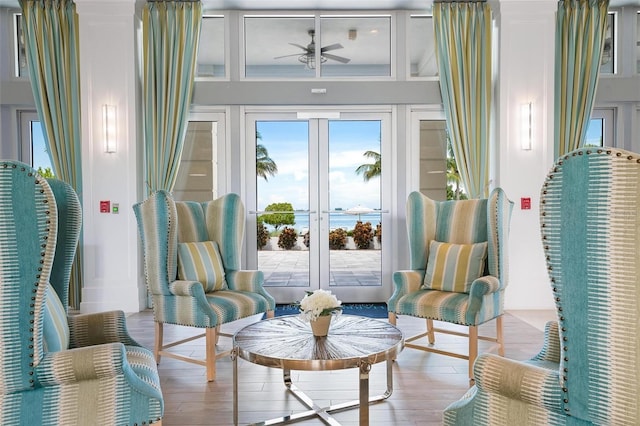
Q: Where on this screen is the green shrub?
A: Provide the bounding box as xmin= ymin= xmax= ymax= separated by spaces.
xmin=303 ymin=230 xmax=310 ymax=248
xmin=261 ymin=202 xmax=295 ymax=231
xmin=375 ymin=223 xmax=382 ymax=243
xmin=257 ymin=217 xmax=270 ymax=250
xmin=353 ymin=221 xmax=373 ymax=249
xmin=329 ymin=228 xmax=347 ymax=250
xmin=277 ymin=227 xmax=298 ymax=250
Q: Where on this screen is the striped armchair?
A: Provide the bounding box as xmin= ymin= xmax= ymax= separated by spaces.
xmin=444 ymin=147 xmax=640 ymax=425
xmin=133 ymin=190 xmax=275 ymax=381
xmin=0 ymin=162 xmax=163 ymax=425
xmin=388 ymin=188 xmax=513 ymax=381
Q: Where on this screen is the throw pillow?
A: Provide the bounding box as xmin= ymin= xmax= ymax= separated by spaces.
xmin=423 ymin=240 xmax=488 ymax=293
xmin=177 ymin=240 xmax=227 ymax=292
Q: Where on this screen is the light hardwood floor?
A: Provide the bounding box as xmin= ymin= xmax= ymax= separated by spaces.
xmin=126 ymin=310 xmax=554 ymax=426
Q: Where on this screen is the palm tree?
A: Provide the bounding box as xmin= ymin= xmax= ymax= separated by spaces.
xmin=446 ymin=139 xmax=465 ymax=200
xmin=256 ymin=131 xmax=278 ymax=181
xmin=355 ymin=150 xmax=381 ymax=182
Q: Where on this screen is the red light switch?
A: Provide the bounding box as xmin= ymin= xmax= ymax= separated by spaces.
xmin=100 ymin=200 xmax=110 ymax=213
xmin=521 ymin=197 xmax=531 ymax=210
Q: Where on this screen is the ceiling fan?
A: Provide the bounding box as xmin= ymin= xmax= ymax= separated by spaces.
xmin=274 ymin=29 xmax=351 ymax=69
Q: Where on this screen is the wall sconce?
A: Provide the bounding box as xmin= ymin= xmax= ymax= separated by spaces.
xmin=521 ymin=102 xmax=533 ymax=150
xmin=102 ymin=104 xmax=117 ymax=153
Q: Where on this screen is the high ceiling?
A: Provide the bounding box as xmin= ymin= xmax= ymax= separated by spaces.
xmin=0 ymin=0 xmax=432 ymax=9
xmin=1 ymin=0 xmax=637 ymax=10
xmin=202 ymin=0 xmax=430 ymax=9
xmin=201 ymin=0 xmax=637 ymax=9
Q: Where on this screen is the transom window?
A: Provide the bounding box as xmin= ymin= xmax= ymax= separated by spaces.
xmin=243 ymin=14 xmax=391 ymax=79
xmin=196 ymin=15 xmax=225 ymax=78
xmin=408 ymin=15 xmax=437 ymax=78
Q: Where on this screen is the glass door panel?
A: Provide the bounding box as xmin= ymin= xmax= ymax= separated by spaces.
xmin=255 ymin=120 xmax=313 ymax=296
xmin=248 ymin=113 xmax=388 ymax=304
xmin=324 ymin=120 xmax=382 ymax=292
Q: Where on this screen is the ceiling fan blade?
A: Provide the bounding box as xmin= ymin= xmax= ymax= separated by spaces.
xmin=289 ymin=43 xmax=311 ymax=52
xmin=321 ymin=43 xmax=343 ymax=53
xmin=274 ymin=53 xmax=306 ymax=59
xmin=322 ymin=53 xmax=351 ymax=64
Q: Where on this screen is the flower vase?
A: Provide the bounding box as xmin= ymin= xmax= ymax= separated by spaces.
xmin=310 ymin=315 xmax=332 ymax=337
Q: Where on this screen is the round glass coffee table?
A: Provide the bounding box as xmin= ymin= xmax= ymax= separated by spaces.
xmin=232 ymin=314 xmax=404 ymax=426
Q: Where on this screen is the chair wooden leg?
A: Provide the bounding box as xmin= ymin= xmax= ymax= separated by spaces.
xmin=468 ymin=325 xmax=478 ymax=380
xmin=426 ymin=319 xmax=435 ymax=344
xmin=496 ymin=315 xmax=505 ymax=356
xmin=266 ymin=310 xmax=275 ymax=319
xmin=215 ymin=325 xmax=221 ymax=345
xmin=154 ymin=322 xmax=163 ymax=364
xmin=388 ymin=312 xmax=397 ymax=325
xmin=206 ymin=328 xmax=216 ymax=382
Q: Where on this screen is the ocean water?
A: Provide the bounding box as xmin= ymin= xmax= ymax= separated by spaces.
xmin=263 ymin=212 xmax=382 ymax=233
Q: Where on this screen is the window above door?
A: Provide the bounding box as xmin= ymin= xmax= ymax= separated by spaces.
xmin=243 ymin=14 xmax=392 ymax=79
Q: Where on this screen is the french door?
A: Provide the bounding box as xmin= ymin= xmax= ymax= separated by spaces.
xmin=245 ymin=111 xmax=390 ymax=304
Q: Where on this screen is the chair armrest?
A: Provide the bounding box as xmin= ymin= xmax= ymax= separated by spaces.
xmin=466 ymin=276 xmax=503 ymax=317
xmin=168 ymin=280 xmax=230 ymax=326
xmin=388 ymin=270 xmax=425 ymax=311
xmin=226 ymin=270 xmax=276 ymax=310
xmin=36 ymin=343 xmax=126 ymax=386
xmin=169 ymin=280 xmax=206 ymax=297
xmin=469 ymin=275 xmax=501 ymax=297
xmin=531 ymin=320 xmax=561 ymax=363
xmin=473 ymin=354 xmax=564 ymax=412
xmin=68 ymin=310 xmax=140 ymax=348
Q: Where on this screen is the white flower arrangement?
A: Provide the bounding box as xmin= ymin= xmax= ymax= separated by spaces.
xmin=298 ymin=289 xmax=342 ymax=322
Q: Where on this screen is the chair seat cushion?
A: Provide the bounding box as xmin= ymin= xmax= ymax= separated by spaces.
xmin=43 ymin=286 xmax=70 ymax=352
xmin=177 ymin=240 xmax=227 ymax=291
xmin=206 ymin=290 xmax=272 ymax=324
xmin=423 ymin=240 xmax=488 ymax=293
xmin=395 ymin=289 xmax=471 ymax=325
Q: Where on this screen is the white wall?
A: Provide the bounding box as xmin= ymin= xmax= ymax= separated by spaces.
xmin=495 ymin=0 xmax=557 ymax=310
xmin=76 ymin=0 xmax=145 ymax=313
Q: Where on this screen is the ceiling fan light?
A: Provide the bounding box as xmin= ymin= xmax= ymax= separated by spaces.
xmin=298 ymin=54 xmax=327 ymax=70
xmin=299 ymin=54 xmax=315 ymax=69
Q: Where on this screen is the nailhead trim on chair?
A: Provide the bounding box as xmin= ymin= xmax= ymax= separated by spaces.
xmin=0 ymin=163 xmax=56 ymax=389
xmin=539 ymin=148 xmax=640 ymax=417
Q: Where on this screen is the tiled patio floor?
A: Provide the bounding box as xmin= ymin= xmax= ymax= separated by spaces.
xmin=258 ymin=249 xmax=382 ymax=287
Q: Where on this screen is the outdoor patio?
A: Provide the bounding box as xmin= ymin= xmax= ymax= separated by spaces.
xmin=258 ymin=248 xmax=382 ymax=287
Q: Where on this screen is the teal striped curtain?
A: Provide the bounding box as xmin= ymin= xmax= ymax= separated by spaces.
xmin=20 ymin=0 xmax=83 ymax=309
xmin=143 ymin=0 xmax=202 ymax=194
xmin=554 ymin=0 xmax=609 ymax=158
xmin=433 ymin=2 xmax=492 ymax=199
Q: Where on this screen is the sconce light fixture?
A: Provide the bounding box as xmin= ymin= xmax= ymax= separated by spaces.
xmin=103 ymin=104 xmax=117 ymax=153
xmin=521 ymin=102 xmax=533 ymax=150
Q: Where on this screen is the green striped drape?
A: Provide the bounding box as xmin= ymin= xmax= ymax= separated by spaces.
xmin=142 ymin=0 xmax=202 ymax=195
xmin=433 ymin=2 xmax=492 ymax=199
xmin=20 ymin=0 xmax=83 ymax=309
xmin=554 ymin=0 xmax=609 ymax=158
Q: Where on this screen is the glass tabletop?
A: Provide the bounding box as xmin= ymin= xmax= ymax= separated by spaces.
xmin=233 ymin=314 xmax=404 ymax=371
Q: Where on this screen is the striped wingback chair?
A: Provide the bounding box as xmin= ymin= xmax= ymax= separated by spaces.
xmin=388 ymin=188 xmax=513 ymax=381
xmin=0 ymin=162 xmax=163 ymax=425
xmin=133 ymin=190 xmax=275 ymax=381
xmin=444 ymin=147 xmax=640 ymax=425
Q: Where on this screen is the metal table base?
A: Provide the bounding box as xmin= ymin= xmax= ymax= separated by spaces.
xmin=232 ymin=315 xmax=403 ymax=426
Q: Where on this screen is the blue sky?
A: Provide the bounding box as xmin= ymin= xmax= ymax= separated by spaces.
xmin=584 ymin=118 xmax=603 ymax=146
xmin=256 ymin=120 xmax=381 ymax=211
xmin=32 ymin=123 xmax=52 ymax=171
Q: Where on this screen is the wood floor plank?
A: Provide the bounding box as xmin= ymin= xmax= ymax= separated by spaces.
xmin=126 ymin=310 xmax=547 ymax=425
